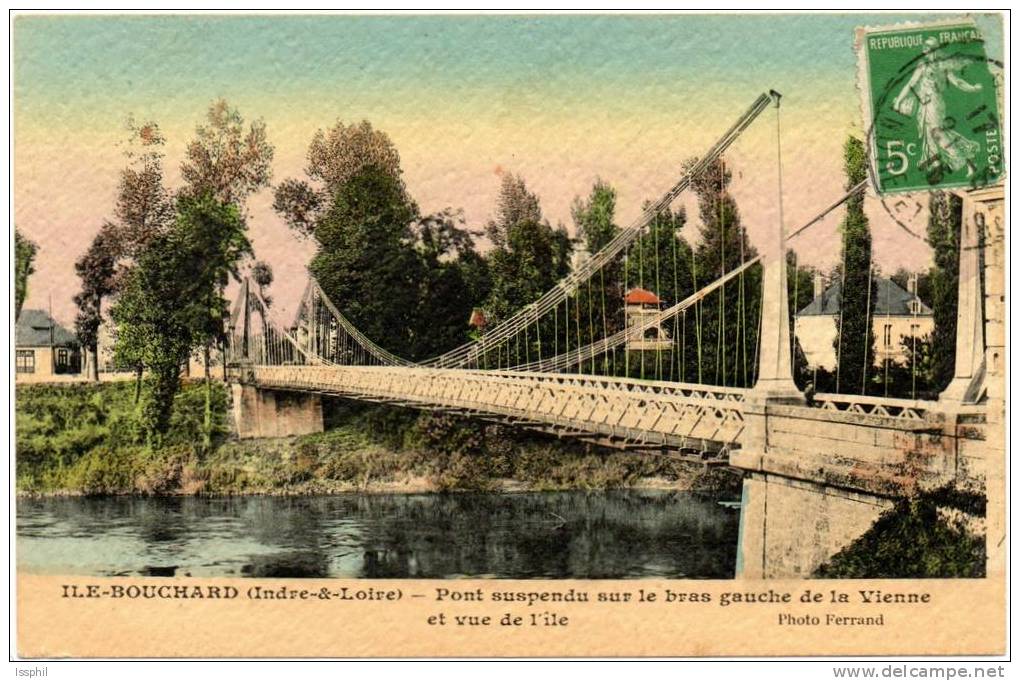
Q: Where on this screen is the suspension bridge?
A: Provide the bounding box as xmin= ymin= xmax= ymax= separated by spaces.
xmin=224 ymin=91 xmax=1002 ymax=578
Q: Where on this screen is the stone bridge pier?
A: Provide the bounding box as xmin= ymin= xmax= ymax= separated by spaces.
xmin=731 ymin=397 xmax=987 ymax=578
xmin=231 ymin=380 xmax=324 ymax=440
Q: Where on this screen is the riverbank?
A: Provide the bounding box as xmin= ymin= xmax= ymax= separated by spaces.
xmin=15 ymin=381 xmax=743 ymax=497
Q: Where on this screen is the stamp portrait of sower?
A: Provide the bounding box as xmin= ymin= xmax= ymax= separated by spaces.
xmin=892 ymin=36 xmax=983 ymax=179
xmin=859 ymin=19 xmax=1003 ymax=194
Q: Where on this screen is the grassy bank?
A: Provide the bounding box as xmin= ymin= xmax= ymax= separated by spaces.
xmin=15 ymin=381 xmax=742 ymax=497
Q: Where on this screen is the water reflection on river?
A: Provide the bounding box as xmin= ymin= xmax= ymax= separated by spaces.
xmin=17 ymin=490 xmax=740 ymax=579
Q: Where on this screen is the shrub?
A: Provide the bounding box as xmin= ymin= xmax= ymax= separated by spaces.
xmin=815 ymin=489 xmax=986 ymax=578
xmin=136 ymin=445 xmax=195 ymax=495
xmin=65 ymin=445 xmax=142 ymax=495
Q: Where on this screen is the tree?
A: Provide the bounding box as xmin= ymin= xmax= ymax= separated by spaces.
xmin=308 ymin=165 xmax=423 ymax=357
xmin=833 ymin=137 xmax=877 ymax=394
xmin=114 ymin=119 xmax=174 ymax=255
xmin=572 ymin=179 xmax=618 ymax=254
xmin=486 ymin=173 xmax=543 ymax=249
xmin=111 ymin=194 xmax=249 ymax=444
xmin=181 ymin=99 xmax=274 ymax=207
xmin=925 ymin=191 xmax=962 ymax=391
xmin=70 ymin=119 xmax=172 ymax=392
xmin=308 ymin=120 xmax=403 ymax=194
xmin=278 ymin=121 xmax=485 ymax=363
xmin=410 ymin=209 xmax=489 ymax=358
xmin=483 ymin=174 xmax=571 ymax=327
xmin=274 ymin=120 xmax=402 ymax=235
xmin=175 ymin=193 xmax=251 ymax=446
xmin=111 ymin=233 xmax=202 ymax=443
xmin=571 ymin=181 xmax=627 ymax=375
xmin=689 ymin=157 xmax=760 ymax=387
xmin=273 ymin=178 xmax=323 ymax=236
xmin=251 ymin=260 xmax=274 ymax=308
xmin=73 ymin=223 xmax=120 ymax=381
xmin=485 ymin=218 xmax=572 ymax=368
xmin=893 ymin=332 xmax=935 ymax=399
xmin=180 ymin=100 xmax=272 ymax=388
xmin=15 ymin=228 xmax=37 ymax=320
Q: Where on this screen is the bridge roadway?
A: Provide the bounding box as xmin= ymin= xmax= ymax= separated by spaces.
xmin=234 ymin=364 xmax=952 ymax=457
xmin=236 ymin=363 xmax=749 ymax=454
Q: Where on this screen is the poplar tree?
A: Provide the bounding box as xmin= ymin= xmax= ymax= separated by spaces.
xmin=689 ymin=157 xmax=760 ymax=387
xmin=486 ymin=173 xmax=543 ymax=250
xmin=572 ymin=181 xmax=626 ymax=374
xmin=833 ymin=136 xmax=877 ymax=394
xmin=483 ymin=175 xmax=571 ymax=326
xmin=926 ymin=191 xmax=962 ymax=391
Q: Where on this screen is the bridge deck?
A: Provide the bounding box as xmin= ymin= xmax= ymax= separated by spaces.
xmin=241 ymin=364 xmax=749 ymax=452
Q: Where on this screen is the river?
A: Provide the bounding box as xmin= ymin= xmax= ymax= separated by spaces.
xmin=17 ymin=490 xmax=740 ymax=579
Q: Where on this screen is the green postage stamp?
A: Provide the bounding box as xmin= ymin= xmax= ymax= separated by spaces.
xmin=856 ymin=19 xmax=1004 ymax=194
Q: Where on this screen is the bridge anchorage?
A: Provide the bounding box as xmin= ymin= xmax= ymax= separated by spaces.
xmin=225 ymin=92 xmax=1002 ymax=579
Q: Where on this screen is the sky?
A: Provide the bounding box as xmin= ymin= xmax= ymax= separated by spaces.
xmin=13 ymin=13 xmax=1004 ymax=327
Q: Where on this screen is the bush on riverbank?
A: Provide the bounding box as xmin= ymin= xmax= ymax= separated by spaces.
xmin=16 ymin=381 xmax=228 ymax=494
xmin=814 ymin=487 xmax=986 ymax=578
xmin=15 ymin=382 xmax=742 ymax=496
xmin=198 ymin=406 xmax=740 ymax=495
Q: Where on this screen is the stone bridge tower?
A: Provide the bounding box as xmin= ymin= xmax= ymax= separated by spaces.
xmin=733 ymin=186 xmax=1003 ymax=578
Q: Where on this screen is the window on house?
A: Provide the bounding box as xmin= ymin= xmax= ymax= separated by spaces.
xmin=883 ymin=324 xmax=892 ymax=348
xmin=56 ymin=348 xmax=69 ymax=369
xmin=16 ymin=350 xmax=35 ymax=374
xmin=910 ymin=324 xmax=921 ymax=337
xmin=909 ymin=300 xmax=921 ymax=314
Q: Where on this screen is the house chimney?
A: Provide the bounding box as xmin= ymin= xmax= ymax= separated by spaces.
xmin=908 ymin=273 xmax=918 ymax=296
xmin=813 ymin=272 xmax=824 ymax=299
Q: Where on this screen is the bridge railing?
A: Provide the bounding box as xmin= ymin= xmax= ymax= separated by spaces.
xmin=810 ymin=392 xmax=983 ymax=421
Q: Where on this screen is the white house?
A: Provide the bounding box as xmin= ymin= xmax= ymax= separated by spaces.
xmin=795 ymin=274 xmax=933 ymax=371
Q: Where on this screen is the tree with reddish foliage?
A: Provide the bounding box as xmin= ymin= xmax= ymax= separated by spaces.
xmin=73 ymin=223 xmax=121 ymax=381
xmin=73 ymin=119 xmax=172 ymax=384
xmin=181 ymin=98 xmax=274 ymax=208
xmin=114 ymin=119 xmax=174 ymax=256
